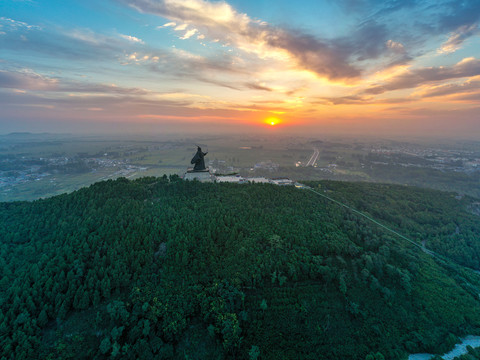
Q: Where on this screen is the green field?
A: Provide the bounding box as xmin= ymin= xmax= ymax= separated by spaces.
xmin=1 ymin=133 xmax=479 ymax=201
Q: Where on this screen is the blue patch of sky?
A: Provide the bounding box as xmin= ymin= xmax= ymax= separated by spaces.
xmin=227 ymin=0 xmax=353 ymax=38
xmin=1 ymin=0 xmax=478 ymax=81
xmin=2 ymin=0 xmax=169 ymax=48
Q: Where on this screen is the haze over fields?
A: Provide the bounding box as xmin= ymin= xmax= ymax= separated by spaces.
xmin=1 ymin=0 xmax=480 ymax=138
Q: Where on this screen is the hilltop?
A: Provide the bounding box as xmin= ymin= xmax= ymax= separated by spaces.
xmin=1 ymin=177 xmax=480 ymax=359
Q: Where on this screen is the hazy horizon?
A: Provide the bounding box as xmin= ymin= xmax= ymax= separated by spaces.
xmin=1 ymin=0 xmax=480 ymax=139
xmin=2 ymin=122 xmax=480 ymax=141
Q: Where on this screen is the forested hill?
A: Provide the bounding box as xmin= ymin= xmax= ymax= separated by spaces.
xmin=1 ymin=176 xmax=480 ymax=360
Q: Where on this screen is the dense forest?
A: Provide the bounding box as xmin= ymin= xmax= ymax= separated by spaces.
xmin=1 ymin=176 xmax=480 ymax=359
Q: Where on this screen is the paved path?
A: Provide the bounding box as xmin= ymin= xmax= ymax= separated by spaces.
xmin=306 ymin=148 xmax=319 ymax=166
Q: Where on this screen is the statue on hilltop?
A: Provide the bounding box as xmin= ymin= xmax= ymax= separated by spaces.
xmin=191 ymin=146 xmax=208 ymax=171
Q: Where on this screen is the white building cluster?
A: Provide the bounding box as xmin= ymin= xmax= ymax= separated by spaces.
xmin=183 ymin=171 xmax=294 ymax=186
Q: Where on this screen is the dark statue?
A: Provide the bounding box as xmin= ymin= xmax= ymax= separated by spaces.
xmin=191 ymin=146 xmax=208 ymax=171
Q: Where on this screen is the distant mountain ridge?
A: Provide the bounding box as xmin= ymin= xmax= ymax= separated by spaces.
xmin=4 ymin=132 xmax=56 ymax=136
xmin=0 ymin=132 xmax=74 ymax=139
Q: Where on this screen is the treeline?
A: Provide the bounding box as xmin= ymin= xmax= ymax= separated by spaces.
xmin=1 ymin=177 xmax=480 ymax=359
xmin=304 ymin=181 xmax=480 ymax=270
xmin=247 ymin=163 xmax=480 ymax=199
xmin=364 ymin=164 xmax=480 ymax=198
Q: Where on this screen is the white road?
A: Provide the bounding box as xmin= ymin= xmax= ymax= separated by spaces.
xmin=306 ymin=148 xmax=319 ymax=166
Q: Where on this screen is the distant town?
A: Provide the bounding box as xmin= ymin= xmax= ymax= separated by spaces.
xmin=0 ymin=133 xmax=479 ymax=201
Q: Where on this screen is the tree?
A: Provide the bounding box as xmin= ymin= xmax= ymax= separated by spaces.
xmin=249 ymin=345 xmax=260 ymax=360
xmin=100 ymin=337 xmax=111 ymax=355
xmin=38 ymin=308 xmax=48 ymax=327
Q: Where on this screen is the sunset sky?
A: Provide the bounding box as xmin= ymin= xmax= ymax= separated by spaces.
xmin=1 ymin=0 xmax=480 ymax=137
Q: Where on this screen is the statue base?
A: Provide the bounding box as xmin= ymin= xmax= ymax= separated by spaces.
xmin=183 ymin=168 xmax=216 ymax=182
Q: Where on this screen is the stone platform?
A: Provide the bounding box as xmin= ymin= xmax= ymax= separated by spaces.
xmin=183 ymin=168 xmax=216 ymax=182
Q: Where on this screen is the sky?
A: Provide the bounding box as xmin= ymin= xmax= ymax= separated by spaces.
xmin=1 ymin=0 xmax=480 ymax=137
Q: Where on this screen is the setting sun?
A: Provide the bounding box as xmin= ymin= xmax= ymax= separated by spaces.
xmin=265 ymin=117 xmax=281 ymax=126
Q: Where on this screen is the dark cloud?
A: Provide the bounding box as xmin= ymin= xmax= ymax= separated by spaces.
xmin=438 ymin=0 xmax=480 ymax=32
xmin=0 ymin=70 xmax=58 ymax=90
xmin=451 ymin=92 xmax=480 ymax=102
xmin=195 ymin=77 xmax=241 ymax=90
xmin=313 ymin=95 xmax=413 ymax=105
xmin=365 ymin=58 xmax=480 ymax=94
xmin=315 ymin=95 xmax=367 ymax=105
xmin=404 ymin=0 xmax=480 ymax=52
xmin=420 ymin=79 xmax=480 ymax=97
xmin=118 ymin=0 xmax=361 ymax=80
xmin=141 ymin=48 xmax=251 ymax=80
xmin=119 ymin=0 xmax=480 ymax=83
xmin=0 ymin=88 xmax=194 ymax=111
xmin=1 ymin=20 xmax=249 ymax=91
xmin=244 ymin=82 xmax=272 ymax=91
xmin=0 ymin=70 xmax=150 ymax=95
xmin=349 ymin=21 xmax=389 ymax=61
xmin=1 ymin=32 xmax=84 ymax=61
xmin=61 ymin=83 xmax=149 ymax=95
xmin=263 ymin=28 xmax=361 ymax=79
xmin=335 ymin=0 xmax=480 ymax=61
xmin=146 ymin=60 xmax=244 ymax=90
xmin=0 ymin=20 xmax=147 ymax=66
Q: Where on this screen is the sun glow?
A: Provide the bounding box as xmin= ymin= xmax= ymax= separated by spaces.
xmin=265 ymin=117 xmax=281 ymax=126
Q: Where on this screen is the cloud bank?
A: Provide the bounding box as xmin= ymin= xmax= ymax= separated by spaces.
xmin=117 ymin=0 xmax=361 ymax=80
